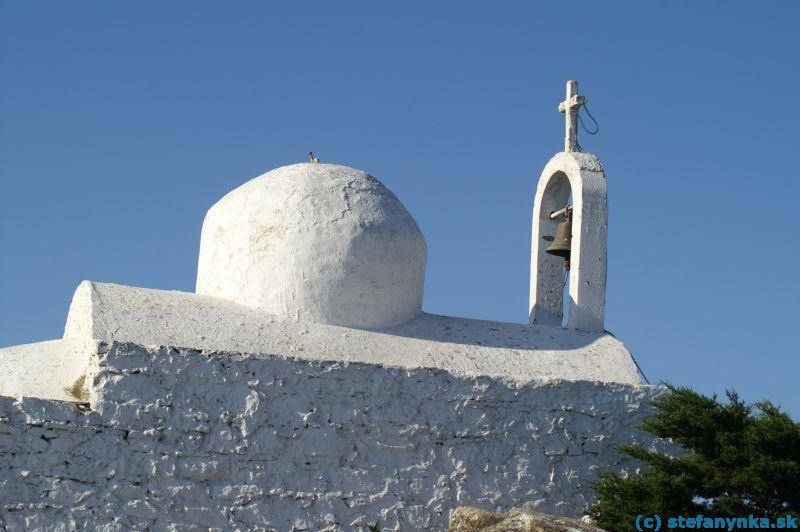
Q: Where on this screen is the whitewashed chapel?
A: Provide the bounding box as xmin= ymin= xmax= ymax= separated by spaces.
xmin=0 ymin=82 xmax=665 ymax=530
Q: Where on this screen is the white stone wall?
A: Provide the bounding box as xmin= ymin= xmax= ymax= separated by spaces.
xmin=0 ymin=342 xmax=669 ymax=531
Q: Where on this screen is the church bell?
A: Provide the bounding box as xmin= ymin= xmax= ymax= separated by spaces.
xmin=545 ymin=208 xmax=572 ymax=269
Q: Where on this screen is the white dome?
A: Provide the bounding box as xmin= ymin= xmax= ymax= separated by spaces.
xmin=196 ymin=163 xmax=427 ymax=329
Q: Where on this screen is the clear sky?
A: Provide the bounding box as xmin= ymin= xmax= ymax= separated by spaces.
xmin=1 ymin=3 xmax=798 ymax=417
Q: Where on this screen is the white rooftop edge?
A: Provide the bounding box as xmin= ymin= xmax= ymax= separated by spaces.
xmin=0 ymin=280 xmax=640 ymax=401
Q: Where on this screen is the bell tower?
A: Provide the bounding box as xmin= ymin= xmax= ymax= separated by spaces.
xmin=529 ymin=81 xmax=608 ymax=332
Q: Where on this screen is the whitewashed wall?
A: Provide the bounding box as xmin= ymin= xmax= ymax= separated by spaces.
xmin=0 ymin=342 xmax=668 ymax=531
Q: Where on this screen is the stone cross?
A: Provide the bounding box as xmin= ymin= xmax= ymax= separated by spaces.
xmin=558 ymin=80 xmax=586 ymax=152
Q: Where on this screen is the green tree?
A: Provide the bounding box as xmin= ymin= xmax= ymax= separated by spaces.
xmin=588 ymin=384 xmax=800 ymax=531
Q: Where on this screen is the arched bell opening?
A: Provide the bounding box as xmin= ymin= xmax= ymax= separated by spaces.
xmin=542 ymin=174 xmax=574 ymax=327
xmin=532 ymin=171 xmax=572 ymax=326
xmin=544 ymin=192 xmax=574 ymax=327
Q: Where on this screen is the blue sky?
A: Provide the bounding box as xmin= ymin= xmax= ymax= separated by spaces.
xmin=1 ymin=2 xmax=798 ymax=417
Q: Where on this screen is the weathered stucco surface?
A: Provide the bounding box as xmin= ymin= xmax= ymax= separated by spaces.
xmin=196 ymin=163 xmax=427 ymax=329
xmin=0 ymin=339 xmax=86 ymax=402
xmin=0 ymin=342 xmax=666 ymax=530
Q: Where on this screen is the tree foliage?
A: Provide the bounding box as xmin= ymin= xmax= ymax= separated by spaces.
xmin=588 ymin=384 xmax=800 ymax=531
